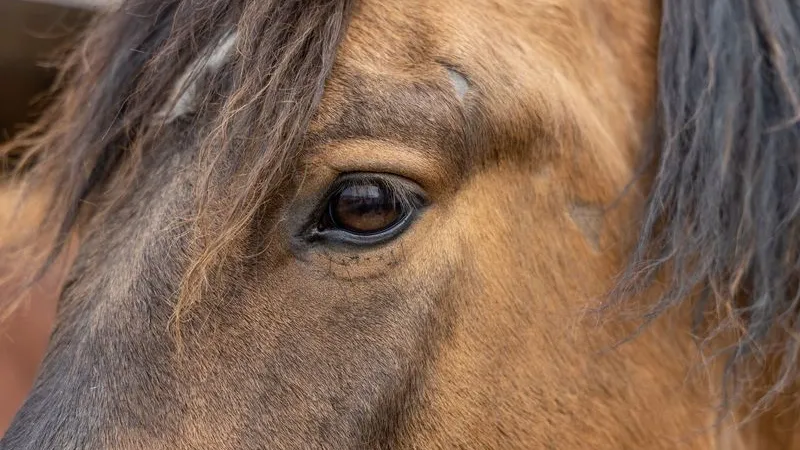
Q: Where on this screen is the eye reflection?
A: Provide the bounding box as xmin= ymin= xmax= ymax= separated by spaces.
xmin=328 ymin=184 xmax=402 ymax=234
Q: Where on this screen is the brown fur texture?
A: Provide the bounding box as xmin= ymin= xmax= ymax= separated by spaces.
xmin=2 ymin=0 xmax=800 ymax=448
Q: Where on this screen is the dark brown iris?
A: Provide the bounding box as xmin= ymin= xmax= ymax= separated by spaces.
xmin=329 ymin=184 xmax=402 ymax=234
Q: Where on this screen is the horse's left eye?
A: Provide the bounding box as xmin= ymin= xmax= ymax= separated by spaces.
xmin=312 ymin=175 xmax=424 ymax=245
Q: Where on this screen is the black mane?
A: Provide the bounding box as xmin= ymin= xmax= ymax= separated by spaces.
xmin=617 ymin=0 xmax=800 ymax=406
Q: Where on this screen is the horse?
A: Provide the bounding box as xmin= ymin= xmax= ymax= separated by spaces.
xmin=2 ymin=0 xmax=800 ymax=447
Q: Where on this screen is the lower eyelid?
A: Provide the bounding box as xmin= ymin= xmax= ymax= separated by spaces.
xmin=308 ymin=207 xmax=419 ymax=246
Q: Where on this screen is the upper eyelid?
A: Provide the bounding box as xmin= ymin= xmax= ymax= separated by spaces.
xmin=325 ymin=173 xmax=427 ymax=208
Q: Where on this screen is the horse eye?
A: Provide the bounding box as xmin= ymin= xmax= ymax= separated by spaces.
xmin=327 ymin=184 xmax=403 ymax=234
xmin=308 ymin=174 xmax=425 ymax=246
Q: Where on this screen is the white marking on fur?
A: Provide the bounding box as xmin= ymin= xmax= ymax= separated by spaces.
xmin=156 ymin=31 xmax=237 ymax=123
xmin=446 ymin=68 xmax=470 ymax=100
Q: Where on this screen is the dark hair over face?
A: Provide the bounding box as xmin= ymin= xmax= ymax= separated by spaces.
xmin=0 ymin=0 xmax=355 ymax=326
xmin=615 ymin=0 xmax=800 ymax=407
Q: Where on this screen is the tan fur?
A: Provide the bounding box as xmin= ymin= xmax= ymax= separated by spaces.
xmin=289 ymin=0 xmax=761 ymax=447
xmin=306 ymin=1 xmax=798 ymax=447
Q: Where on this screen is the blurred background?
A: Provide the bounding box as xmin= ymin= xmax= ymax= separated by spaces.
xmin=0 ymin=0 xmax=96 ymax=146
xmin=0 ymin=0 xmax=99 ymax=436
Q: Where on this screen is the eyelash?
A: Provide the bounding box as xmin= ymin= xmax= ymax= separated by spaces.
xmin=324 ymin=175 xmax=421 ymax=212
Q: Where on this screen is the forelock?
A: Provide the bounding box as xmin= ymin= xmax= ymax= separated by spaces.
xmin=0 ymin=0 xmax=357 ymax=327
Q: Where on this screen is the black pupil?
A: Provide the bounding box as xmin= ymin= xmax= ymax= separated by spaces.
xmin=330 ymin=184 xmax=402 ymax=233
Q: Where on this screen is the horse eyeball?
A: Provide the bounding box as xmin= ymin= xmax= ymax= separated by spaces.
xmin=328 ymin=184 xmax=402 ymax=234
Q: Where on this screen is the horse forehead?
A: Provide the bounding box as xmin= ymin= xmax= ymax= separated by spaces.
xmin=319 ymin=0 xmax=575 ymax=113
xmin=335 ymin=0 xmax=652 ymax=64
xmin=318 ymin=0 xmax=657 ymax=159
xmin=329 ymin=0 xmax=657 ymax=113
